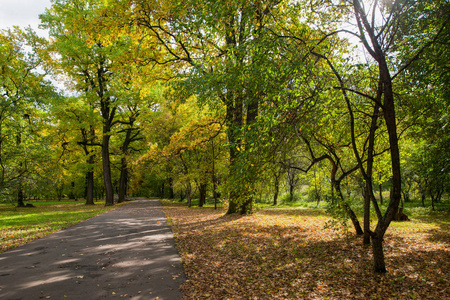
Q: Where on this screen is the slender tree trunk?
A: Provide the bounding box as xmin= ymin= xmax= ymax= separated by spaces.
xmin=431 ymin=192 xmax=436 ymax=211
xmin=364 ymin=103 xmax=380 ymax=245
xmin=118 ymin=156 xmax=127 ymax=203
xmin=273 ymin=178 xmax=279 ymax=206
xmin=168 ymin=177 xmax=175 ymax=199
xmin=187 ymin=182 xmax=192 ymax=208
xmin=363 ymin=186 xmax=371 ymax=244
xmin=213 ymin=177 xmax=218 ymax=209
xmin=211 ymin=139 xmax=218 ymax=210
xmin=102 ymin=134 xmax=114 ymax=206
xmin=16 ymin=133 xmax=25 ymax=207
xmin=336 ymin=184 xmax=364 ymax=235
xmin=379 ymin=184 xmax=383 ymax=205
xmin=160 ymin=182 xmax=165 ymax=198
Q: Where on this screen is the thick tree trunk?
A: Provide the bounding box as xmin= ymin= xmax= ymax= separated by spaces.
xmin=226 ymin=98 xmax=243 ymax=214
xmin=85 ymin=171 xmax=94 ymax=205
xmin=198 ymin=183 xmax=207 ymax=207
xmin=241 ymin=198 xmax=253 ymax=214
xmin=289 ymin=183 xmax=295 ymax=202
xmin=17 ymin=182 xmax=25 ymax=207
xmin=371 ymin=234 xmax=386 ymax=273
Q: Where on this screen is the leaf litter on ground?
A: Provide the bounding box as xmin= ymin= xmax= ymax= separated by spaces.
xmin=162 ymin=201 xmax=449 ymax=300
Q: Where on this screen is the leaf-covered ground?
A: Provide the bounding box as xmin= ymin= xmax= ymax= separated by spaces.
xmin=162 ymin=201 xmax=449 ymax=299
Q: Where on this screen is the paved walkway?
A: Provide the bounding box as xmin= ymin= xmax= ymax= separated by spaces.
xmin=0 ymin=199 xmax=185 ymax=300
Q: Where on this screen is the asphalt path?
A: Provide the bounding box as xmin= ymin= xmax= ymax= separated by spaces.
xmin=0 ymin=199 xmax=185 ymax=300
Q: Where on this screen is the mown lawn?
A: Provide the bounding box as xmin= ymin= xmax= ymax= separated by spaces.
xmin=0 ymin=200 xmax=119 ymax=253
xmin=162 ymin=200 xmax=449 ymax=300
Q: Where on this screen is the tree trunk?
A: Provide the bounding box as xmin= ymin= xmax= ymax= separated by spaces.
xmin=198 ymin=183 xmax=207 ymax=207
xmin=241 ymin=198 xmax=253 ymax=214
xmin=379 ymin=184 xmax=383 ymax=205
xmin=226 ymin=97 xmax=243 ymax=214
xmin=335 ymin=182 xmax=364 ymax=235
xmin=273 ymin=178 xmax=279 ymax=206
xmin=212 ymin=174 xmax=218 ymax=210
xmin=160 ymin=182 xmax=165 ymax=198
xmin=371 ymin=234 xmax=386 ymax=273
xmin=69 ymin=181 xmax=75 ymax=200
xmin=289 ymin=182 xmax=294 ymax=202
xmin=168 ymin=177 xmax=174 ymax=199
xmin=17 ymin=181 xmax=25 ymax=207
xmin=85 ymin=171 xmax=95 ymax=205
xmin=431 ymin=192 xmax=436 ymax=211
xmin=363 ymin=186 xmax=371 ymax=245
xmin=187 ymin=182 xmax=192 ymax=208
xmin=102 ymin=134 xmax=114 ymax=206
xmin=118 ymin=156 xmax=127 ymax=203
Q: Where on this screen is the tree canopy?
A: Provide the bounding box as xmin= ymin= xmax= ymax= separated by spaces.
xmin=0 ymin=0 xmax=448 ymax=274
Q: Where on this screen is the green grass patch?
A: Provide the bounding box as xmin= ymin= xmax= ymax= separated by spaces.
xmin=0 ymin=200 xmax=121 ymax=253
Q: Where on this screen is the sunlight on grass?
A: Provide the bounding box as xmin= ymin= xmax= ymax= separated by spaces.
xmin=0 ymin=200 xmax=121 ymax=253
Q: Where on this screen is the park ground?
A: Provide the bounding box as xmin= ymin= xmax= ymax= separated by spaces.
xmin=162 ymin=200 xmax=449 ymax=300
xmin=1 ymin=199 xmax=449 ymax=299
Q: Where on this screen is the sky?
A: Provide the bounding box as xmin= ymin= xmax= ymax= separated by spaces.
xmin=0 ymin=0 xmax=52 ymax=36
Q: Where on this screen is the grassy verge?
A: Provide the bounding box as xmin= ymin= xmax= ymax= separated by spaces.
xmin=162 ymin=200 xmax=449 ymax=300
xmin=0 ymin=200 xmax=121 ymax=253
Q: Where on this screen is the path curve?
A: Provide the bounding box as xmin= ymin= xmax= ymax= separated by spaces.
xmin=0 ymin=199 xmax=185 ymax=300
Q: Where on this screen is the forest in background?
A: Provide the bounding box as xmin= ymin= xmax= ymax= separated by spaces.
xmin=1 ymin=0 xmax=448 ymax=273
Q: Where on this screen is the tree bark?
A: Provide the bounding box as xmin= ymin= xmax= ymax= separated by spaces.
xmin=226 ymin=95 xmax=243 ymax=214
xmin=17 ymin=181 xmax=25 ymax=207
xmin=273 ymin=177 xmax=279 ymax=206
xmin=379 ymin=184 xmax=383 ymax=205
xmin=118 ymin=156 xmax=127 ymax=203
xmin=198 ymin=183 xmax=207 ymax=207
xmin=168 ymin=177 xmax=175 ymax=199
xmin=371 ymin=234 xmax=386 ymax=273
xmin=335 ymin=182 xmax=364 ymax=235
xmin=85 ymin=168 xmax=95 ymax=205
xmin=102 ymin=134 xmax=114 ymax=206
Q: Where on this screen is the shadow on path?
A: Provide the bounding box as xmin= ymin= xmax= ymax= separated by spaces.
xmin=0 ymin=199 xmax=185 ymax=300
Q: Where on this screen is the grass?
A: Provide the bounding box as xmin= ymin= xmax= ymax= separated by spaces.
xmin=0 ymin=200 xmax=120 ymax=253
xmin=162 ymin=199 xmax=450 ymax=300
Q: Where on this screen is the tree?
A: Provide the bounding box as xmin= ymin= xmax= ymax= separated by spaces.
xmin=0 ymin=27 xmax=55 ymax=206
xmin=299 ymin=0 xmax=450 ymax=272
xmin=40 ymin=0 xmax=133 ymax=205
